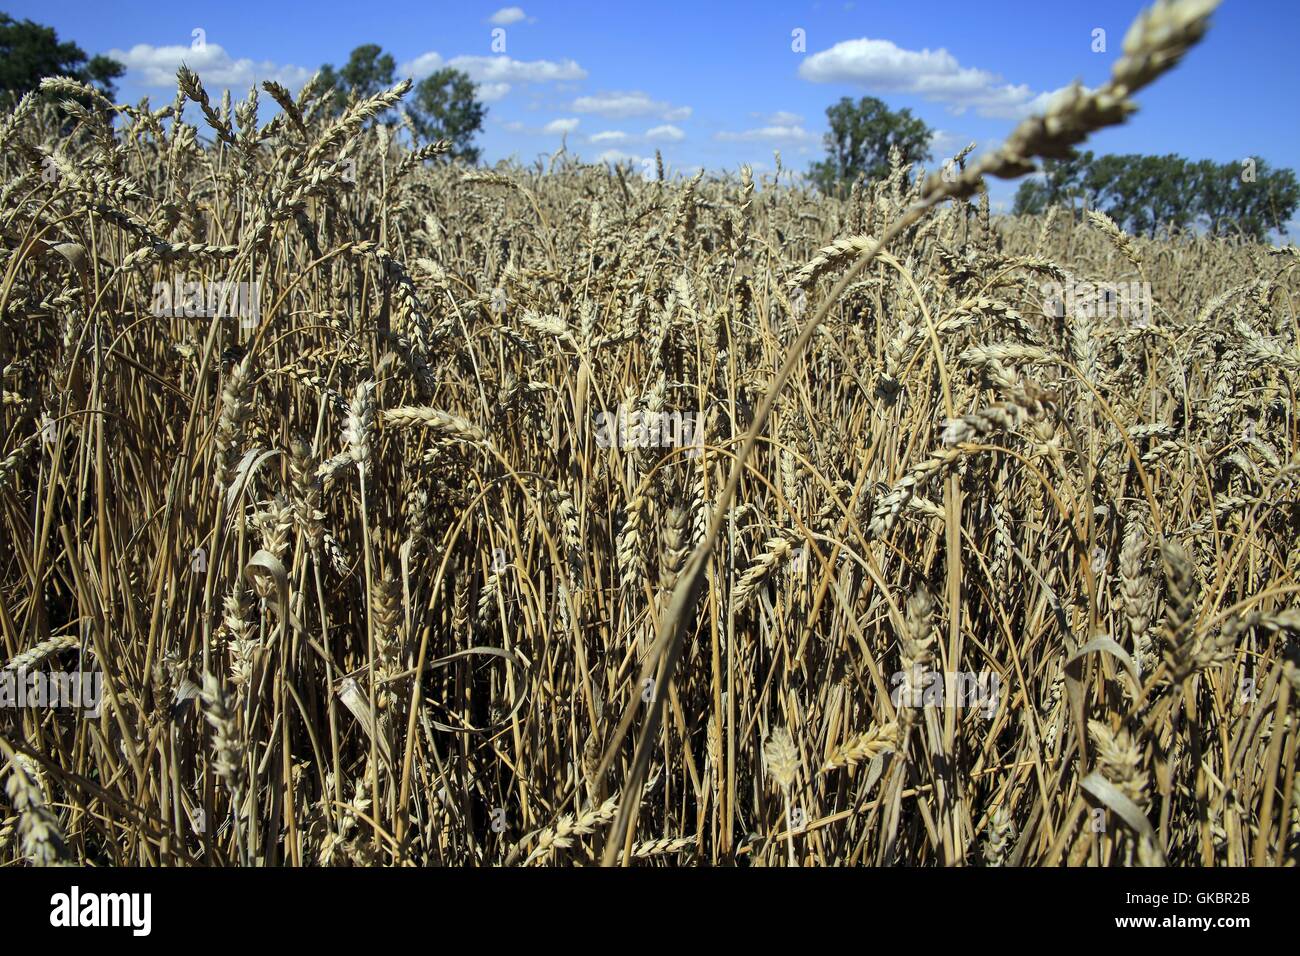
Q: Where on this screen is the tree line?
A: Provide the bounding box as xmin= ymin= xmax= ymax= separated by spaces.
xmin=1012 ymin=150 xmax=1298 ymax=241
xmin=0 ymin=13 xmax=123 ymax=100
xmin=315 ymin=44 xmax=484 ymax=162
xmin=1 ymin=13 xmax=486 ymax=161
xmin=4 ymin=10 xmax=1297 ymax=240
xmin=810 ymin=94 xmax=1297 ymax=242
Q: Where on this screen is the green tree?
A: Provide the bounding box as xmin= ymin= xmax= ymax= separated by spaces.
xmin=809 ymin=95 xmax=931 ymax=195
xmin=1013 ymin=149 xmax=1094 ymax=215
xmin=1084 ymin=154 xmax=1192 ymax=236
xmin=317 ymin=46 xmax=485 ymax=162
xmin=409 ymin=68 xmax=486 ymax=162
xmin=1015 ymin=150 xmax=1298 ymax=240
xmin=1011 ymin=179 xmax=1047 ymax=217
xmin=0 ymin=13 xmax=124 ymax=102
xmin=339 ymin=44 xmax=394 ymax=99
xmin=318 ymin=44 xmax=396 ymax=113
xmin=1192 ymin=158 xmax=1299 ymax=240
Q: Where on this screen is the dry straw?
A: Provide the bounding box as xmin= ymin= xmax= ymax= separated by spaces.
xmin=7 ymin=0 xmax=1298 ymax=869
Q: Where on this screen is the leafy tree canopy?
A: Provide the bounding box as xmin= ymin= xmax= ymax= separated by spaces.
xmin=0 ymin=13 xmax=124 ymax=102
xmin=1013 ymin=149 xmax=1298 ymax=241
xmin=809 ymin=95 xmax=932 ymax=195
xmin=410 ymin=68 xmax=486 ymax=163
xmin=318 ymin=44 xmax=395 ymax=113
xmin=318 ymin=45 xmax=485 ymax=162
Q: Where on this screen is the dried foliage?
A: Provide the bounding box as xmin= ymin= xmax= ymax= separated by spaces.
xmin=2 ymin=0 xmax=1297 ymax=867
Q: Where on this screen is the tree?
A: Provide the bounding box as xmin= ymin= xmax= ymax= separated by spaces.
xmin=0 ymin=13 xmax=124 ymax=102
xmin=809 ymin=96 xmax=931 ymax=195
xmin=1085 ymin=153 xmax=1297 ymax=240
xmin=1013 ymin=150 xmax=1094 ymax=215
xmin=409 ymin=68 xmax=486 ymax=162
xmin=1011 ymin=179 xmax=1047 ymax=217
xmin=1191 ymin=158 xmax=1299 ymax=241
xmin=319 ymin=45 xmax=486 ymax=163
xmin=318 ymin=44 xmax=395 ymax=114
xmin=1013 ymin=150 xmax=1298 ymax=240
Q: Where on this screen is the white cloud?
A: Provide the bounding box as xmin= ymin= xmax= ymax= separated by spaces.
xmin=496 ymin=117 xmax=589 ymax=137
xmin=447 ymin=55 xmax=585 ymax=84
xmin=928 ymin=129 xmax=968 ymax=156
xmin=1020 ymin=85 xmax=1082 ymax=117
xmin=398 ymin=51 xmax=585 ymax=103
xmin=571 ymin=91 xmax=691 ymax=121
xmin=645 ymin=124 xmax=684 ymax=141
xmin=477 ymin=82 xmax=512 ymax=101
xmin=595 ymin=149 xmax=647 ymax=166
xmin=401 ymin=53 xmax=585 ymax=84
xmin=765 ymin=110 xmax=804 ymax=126
xmin=584 ymin=126 xmax=682 ymax=146
xmin=402 ymin=51 xmax=445 ymax=77
xmin=106 ymin=42 xmax=311 ymax=90
xmin=798 ymin=37 xmax=1061 ymax=119
xmin=489 ymin=7 xmax=530 ymax=25
xmin=715 ymin=124 xmax=817 ymax=144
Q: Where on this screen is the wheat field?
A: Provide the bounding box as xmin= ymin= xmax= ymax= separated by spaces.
xmin=1 ymin=0 xmax=1297 ymax=867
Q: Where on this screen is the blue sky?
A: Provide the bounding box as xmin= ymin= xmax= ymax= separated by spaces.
xmin=13 ymin=0 xmax=1299 ymax=212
